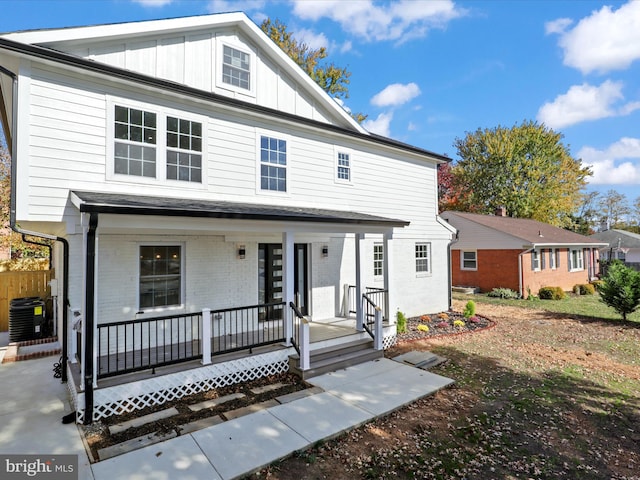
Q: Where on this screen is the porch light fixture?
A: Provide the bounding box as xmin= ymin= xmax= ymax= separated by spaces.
xmin=322 ymin=245 xmax=329 ymax=257
xmin=238 ymin=245 xmax=246 ymax=259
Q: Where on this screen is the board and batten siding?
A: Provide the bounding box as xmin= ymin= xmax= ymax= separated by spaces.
xmin=59 ymin=28 xmax=333 ymax=125
xmin=19 ymin=66 xmax=446 ymax=241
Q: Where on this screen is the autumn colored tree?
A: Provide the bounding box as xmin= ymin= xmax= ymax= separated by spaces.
xmin=452 ymin=121 xmax=591 ymax=227
xmin=260 ymin=18 xmax=366 ymax=123
xmin=437 ymin=162 xmax=473 ymax=213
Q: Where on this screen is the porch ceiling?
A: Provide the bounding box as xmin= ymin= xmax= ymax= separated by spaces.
xmin=70 ymin=191 xmax=409 ymax=234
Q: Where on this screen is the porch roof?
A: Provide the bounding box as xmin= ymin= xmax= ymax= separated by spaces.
xmin=70 ymin=191 xmax=410 ymax=228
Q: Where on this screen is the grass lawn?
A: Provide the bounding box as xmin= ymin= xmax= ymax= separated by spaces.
xmin=453 ymin=290 xmax=640 ymax=323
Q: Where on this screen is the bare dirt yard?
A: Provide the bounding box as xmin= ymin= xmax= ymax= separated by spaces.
xmin=255 ymin=300 xmax=640 ymax=480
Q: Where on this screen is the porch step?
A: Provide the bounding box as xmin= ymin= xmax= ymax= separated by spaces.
xmin=289 ymin=338 xmax=384 ymax=380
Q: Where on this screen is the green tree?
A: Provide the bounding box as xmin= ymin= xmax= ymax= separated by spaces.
xmin=260 ymin=18 xmax=366 ymax=123
xmin=452 ymin=121 xmax=591 ymax=227
xmin=597 ymin=260 xmax=640 ymax=321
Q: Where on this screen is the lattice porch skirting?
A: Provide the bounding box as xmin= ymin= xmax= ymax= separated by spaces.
xmin=69 ymin=348 xmax=292 ymax=423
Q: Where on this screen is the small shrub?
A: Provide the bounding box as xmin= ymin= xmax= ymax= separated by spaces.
xmin=396 ymin=310 xmax=407 ymax=333
xmin=420 ymin=315 xmax=431 ymax=323
xmin=487 ymin=288 xmax=520 ymax=299
xmin=538 ymin=286 xmax=566 ymax=300
xmin=469 ymin=316 xmax=480 ymax=324
xmin=597 ymin=260 xmax=640 ymax=321
xmin=437 ymin=312 xmax=449 ymax=320
xmin=463 ymin=300 xmax=476 ymax=319
xmin=572 ymin=284 xmax=581 ymax=295
xmin=573 ymin=283 xmax=595 ymax=295
xmin=453 ymin=319 xmax=465 ymax=329
xmin=417 ymin=324 xmax=429 ymax=332
xmin=436 ymin=321 xmax=449 ymax=328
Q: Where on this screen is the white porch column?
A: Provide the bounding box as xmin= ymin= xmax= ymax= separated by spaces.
xmin=355 ymin=233 xmax=364 ymax=332
xmin=383 ymin=231 xmax=395 ymax=325
xmin=92 ymin=234 xmax=99 ymax=389
xmin=201 ymin=308 xmax=211 ymax=365
xmin=282 ymin=231 xmax=294 ymax=345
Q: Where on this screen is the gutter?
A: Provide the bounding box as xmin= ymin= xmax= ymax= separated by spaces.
xmin=1 ymin=64 xmax=70 ymax=385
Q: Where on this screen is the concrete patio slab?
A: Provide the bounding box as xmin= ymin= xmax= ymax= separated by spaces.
xmin=192 ymin=409 xmax=308 ymax=480
xmin=91 ymin=434 xmax=221 ymax=480
xmin=307 ymin=357 xmax=401 ymax=390
xmin=268 ymin=391 xmax=372 ymax=444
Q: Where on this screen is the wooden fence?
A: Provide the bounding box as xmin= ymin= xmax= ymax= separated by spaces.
xmin=0 ymin=270 xmax=52 ymax=332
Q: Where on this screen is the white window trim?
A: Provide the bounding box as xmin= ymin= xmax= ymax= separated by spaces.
xmin=137 ymin=241 xmax=186 ymax=314
xmin=460 ymin=250 xmax=477 ymax=271
xmin=532 ymin=249 xmax=541 ymax=271
xmin=334 ymin=146 xmax=353 ymax=185
xmin=107 ymin=96 xmax=208 ymax=190
xmin=415 ymin=242 xmax=432 ymax=277
xmin=255 ymin=129 xmax=290 ymax=196
xmin=569 ymin=248 xmax=584 ymax=272
xmin=549 ymin=248 xmax=557 ymax=270
xmin=373 ymin=242 xmax=384 ymax=278
xmin=215 ymin=38 xmax=256 ymax=98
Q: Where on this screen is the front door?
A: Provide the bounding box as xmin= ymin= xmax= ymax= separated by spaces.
xmin=259 ymin=243 xmax=309 ymax=319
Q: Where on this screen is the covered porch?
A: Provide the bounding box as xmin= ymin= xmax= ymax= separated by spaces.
xmin=65 ymin=191 xmax=406 ymax=424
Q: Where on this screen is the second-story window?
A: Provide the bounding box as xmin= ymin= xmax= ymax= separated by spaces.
xmin=337 ymin=152 xmax=351 ymax=181
xmin=222 ymin=45 xmax=250 ymax=90
xmin=260 ymin=136 xmax=287 ymax=192
xmin=114 ymin=106 xmax=156 ymax=177
xmin=166 ymin=117 xmax=202 ymax=182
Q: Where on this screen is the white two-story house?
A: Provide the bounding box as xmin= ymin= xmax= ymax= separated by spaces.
xmin=0 ymin=12 xmax=455 ymax=424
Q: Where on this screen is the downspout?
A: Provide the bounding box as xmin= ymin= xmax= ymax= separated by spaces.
xmin=83 ymin=212 xmax=98 ymax=425
xmin=518 ymin=247 xmax=534 ymax=299
xmin=437 ymin=215 xmax=458 ymax=311
xmin=1 ymin=64 xmax=70 ymax=383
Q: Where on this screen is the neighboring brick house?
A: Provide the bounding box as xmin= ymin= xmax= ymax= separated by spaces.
xmin=441 ymin=210 xmax=607 ymax=297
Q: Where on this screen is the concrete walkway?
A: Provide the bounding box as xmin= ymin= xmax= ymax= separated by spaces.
xmin=0 ymin=352 xmax=453 ymax=480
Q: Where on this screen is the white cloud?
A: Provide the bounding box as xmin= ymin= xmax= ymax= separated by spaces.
xmin=363 ymin=112 xmax=393 ymax=137
xmin=133 ymin=0 xmax=173 ymax=6
xmin=544 ymin=18 xmax=572 ymax=35
xmin=548 ymin=1 xmax=640 ymax=74
xmin=295 ymin=28 xmax=329 ymax=50
xmin=371 ymin=82 xmax=421 ymax=107
xmin=578 ymin=137 xmax=640 ymax=185
xmin=207 ymin=0 xmax=266 ymax=13
xmin=536 ymin=80 xmax=640 ymax=129
xmin=291 ymin=0 xmax=464 ymax=43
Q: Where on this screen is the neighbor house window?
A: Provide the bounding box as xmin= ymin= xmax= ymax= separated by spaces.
xmin=260 ymin=136 xmax=287 ymax=192
xmin=415 ymin=243 xmax=431 ymax=273
xmin=549 ymin=248 xmax=557 ymax=269
xmin=222 ymin=45 xmax=250 ymax=90
xmin=139 ymin=245 xmax=181 ymax=308
xmin=114 ymin=106 xmax=156 ymax=177
xmin=337 ymin=152 xmax=351 ymax=181
xmin=166 ymin=116 xmax=202 ymax=182
xmin=374 ymin=243 xmax=384 ymax=277
xmin=461 ymin=251 xmax=477 ymax=270
xmin=569 ymin=249 xmax=584 ymax=271
xmin=532 ymin=250 xmax=541 ymax=271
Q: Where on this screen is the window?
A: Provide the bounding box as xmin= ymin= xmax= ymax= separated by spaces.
xmin=222 ymin=45 xmax=250 ymax=90
xmin=260 ymin=136 xmax=287 ymax=192
xmin=166 ymin=116 xmax=202 ymax=182
xmin=549 ymin=248 xmax=557 ymax=269
xmin=461 ymin=251 xmax=477 ymax=270
xmin=569 ymin=249 xmax=584 ymax=271
xmin=415 ymin=243 xmax=431 ymax=274
xmin=114 ymin=106 xmax=156 ymax=177
xmin=139 ymin=246 xmax=181 ymax=308
xmin=374 ymin=243 xmax=384 ymax=277
xmin=532 ymin=250 xmax=540 ymax=271
xmin=337 ymin=152 xmax=351 ymax=182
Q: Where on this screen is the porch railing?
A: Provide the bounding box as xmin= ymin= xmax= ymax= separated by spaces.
xmin=346 ymin=285 xmax=388 ymax=321
xmin=97 ymin=312 xmax=202 ymax=378
xmin=362 ymin=291 xmax=384 ymax=350
xmin=210 ymin=302 xmax=286 ymax=356
xmin=289 ymin=301 xmax=310 ymax=370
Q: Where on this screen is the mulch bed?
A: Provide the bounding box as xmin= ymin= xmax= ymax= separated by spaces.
xmin=397 ymin=311 xmax=495 ymax=343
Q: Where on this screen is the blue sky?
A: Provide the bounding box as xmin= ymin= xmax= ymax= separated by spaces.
xmin=2 ymin=0 xmax=639 ymax=206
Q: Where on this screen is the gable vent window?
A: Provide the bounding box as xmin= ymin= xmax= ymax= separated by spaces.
xmin=222 ymin=45 xmax=250 ymax=90
xmin=166 ymin=117 xmax=202 ymax=182
xmin=114 ymin=106 xmax=156 ymax=177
